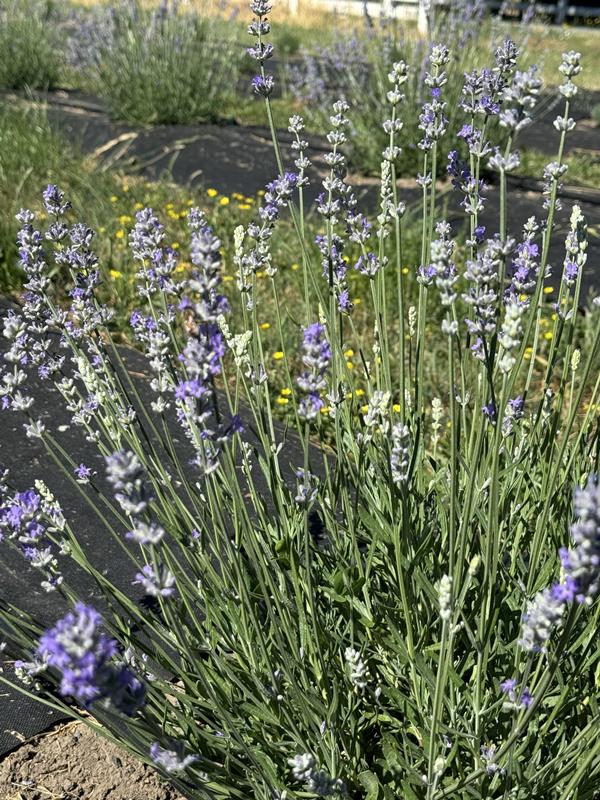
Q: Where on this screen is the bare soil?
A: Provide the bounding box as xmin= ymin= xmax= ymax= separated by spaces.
xmin=0 ymin=722 xmax=185 ymax=800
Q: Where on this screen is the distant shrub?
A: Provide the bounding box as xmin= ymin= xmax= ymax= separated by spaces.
xmin=68 ymin=0 xmax=244 ymax=125
xmin=0 ymin=0 xmax=62 ymax=90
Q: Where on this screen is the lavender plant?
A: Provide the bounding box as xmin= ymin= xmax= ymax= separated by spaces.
xmin=1 ymin=5 xmax=600 ymax=800
xmin=0 ymin=0 xmax=62 ymax=90
xmin=66 ymin=0 xmax=244 ymax=124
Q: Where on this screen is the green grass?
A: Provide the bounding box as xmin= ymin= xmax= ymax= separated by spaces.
xmin=520 ymin=22 xmax=600 ymax=91
xmin=518 ymin=147 xmax=600 ymax=188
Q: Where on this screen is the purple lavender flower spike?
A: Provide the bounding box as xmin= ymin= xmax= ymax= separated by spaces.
xmin=462 ymin=238 xmax=501 ymax=349
xmin=247 ymin=42 xmax=274 ymax=61
xmin=251 ymin=74 xmax=274 ymax=97
xmin=248 ymin=0 xmax=274 ymax=94
xmin=560 ymin=476 xmax=600 ymax=604
xmin=37 ymin=603 xmax=145 ymax=714
xmin=129 ymin=208 xmax=165 ymax=263
xmin=500 ymin=677 xmax=533 ymax=708
xmin=561 ymin=205 xmax=587 ymax=291
xmin=126 ymin=520 xmax=165 ymax=546
xmin=500 ymin=65 xmax=542 ymax=134
xmin=430 ymin=222 xmax=457 ymax=306
xmin=519 ymin=584 xmax=567 ymax=652
xmin=482 ymin=401 xmax=496 ymax=424
xmin=105 ymin=450 xmax=152 ymax=515
xmin=295 ymin=468 xmax=318 ymax=506
xmin=42 ymin=185 xmax=71 ymax=217
xmin=297 ymin=323 xmax=331 ymax=421
xmin=417 ymin=44 xmax=449 ymax=152
xmin=0 ymin=487 xmax=64 ymax=592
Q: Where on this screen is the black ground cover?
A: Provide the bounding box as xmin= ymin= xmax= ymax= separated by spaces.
xmin=27 ymin=89 xmax=600 ymax=301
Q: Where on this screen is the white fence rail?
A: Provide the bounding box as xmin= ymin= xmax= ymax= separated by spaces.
xmin=287 ymin=0 xmax=600 ymax=23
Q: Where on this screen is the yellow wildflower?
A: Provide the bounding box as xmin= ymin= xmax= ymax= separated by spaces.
xmin=344 ymin=348 xmax=354 ymax=357
xmin=291 ymin=263 xmax=300 ymax=271
xmin=280 ymin=388 xmax=292 ymax=397
xmin=260 ymin=322 xmax=270 ymax=330
xmin=273 ymin=351 xmax=284 ymax=360
xmin=219 ymin=197 xmax=230 ymax=206
xmin=276 ymin=397 xmax=289 ymax=406
xmin=110 ymin=195 xmax=119 ymax=203
xmin=207 ymin=188 xmax=218 ymax=198
xmin=346 ymin=361 xmax=354 ymax=370
xmin=544 ymin=331 xmax=553 ymax=341
xmin=393 ymin=403 xmax=401 ymax=413
xmin=543 ymin=286 xmax=554 ymax=294
xmin=115 ymin=229 xmax=125 ymax=239
xmin=110 ymin=269 xmax=123 ymax=279
xmin=402 ymin=267 xmax=409 ymax=275
xmin=238 ymin=204 xmax=251 ymax=210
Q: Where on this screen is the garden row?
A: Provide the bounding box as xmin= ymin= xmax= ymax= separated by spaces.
xmin=1 ymin=0 xmax=600 ymax=177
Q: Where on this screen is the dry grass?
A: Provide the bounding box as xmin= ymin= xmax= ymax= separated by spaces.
xmin=75 ymin=0 xmax=346 ymax=26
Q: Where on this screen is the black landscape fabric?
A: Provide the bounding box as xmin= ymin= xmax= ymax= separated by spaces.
xmin=0 ymin=298 xmax=312 ymax=755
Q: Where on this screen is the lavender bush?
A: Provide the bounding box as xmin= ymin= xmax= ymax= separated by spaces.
xmin=0 ymin=0 xmax=62 ymax=90
xmin=1 ymin=3 xmax=600 ymax=798
xmin=63 ymin=0 xmax=244 ymax=124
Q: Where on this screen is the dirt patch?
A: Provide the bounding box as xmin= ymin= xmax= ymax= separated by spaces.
xmin=0 ymin=722 xmax=185 ymax=800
